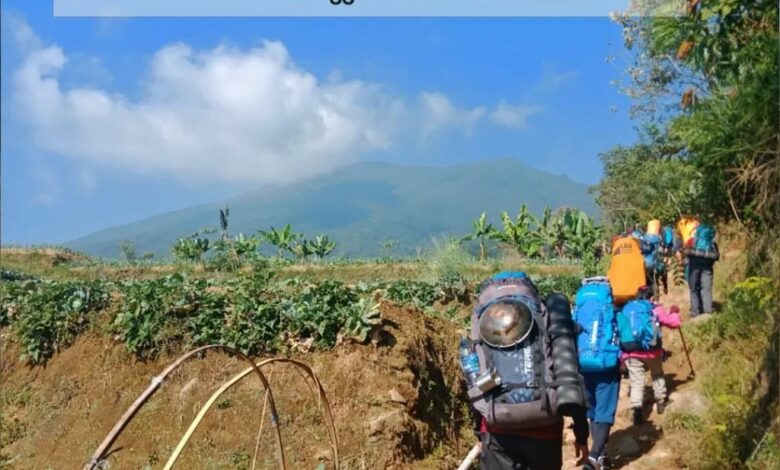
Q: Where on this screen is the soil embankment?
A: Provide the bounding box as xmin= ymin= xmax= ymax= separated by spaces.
xmin=1 ymin=303 xmax=470 ymax=469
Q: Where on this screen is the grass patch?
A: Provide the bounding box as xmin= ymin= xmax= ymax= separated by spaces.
xmin=674 ymin=277 xmax=779 ymax=469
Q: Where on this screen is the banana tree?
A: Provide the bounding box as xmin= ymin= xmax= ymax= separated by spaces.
xmin=232 ymin=233 xmax=261 ymax=258
xmin=532 ymin=207 xmax=555 ymax=258
xmin=290 ymin=240 xmax=313 ymax=260
xmin=259 ymin=224 xmax=300 ymax=257
xmin=171 ymin=234 xmax=210 ymax=262
xmin=307 ymin=234 xmax=337 ymax=259
xmin=461 ymin=212 xmax=497 ymax=261
xmin=498 ymin=204 xmax=543 ymax=257
xmin=219 ymin=207 xmax=230 ymax=242
xmin=564 ymin=210 xmax=603 ymax=259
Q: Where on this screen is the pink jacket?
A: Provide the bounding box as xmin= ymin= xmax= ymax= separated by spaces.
xmin=620 ymin=304 xmax=681 ymax=361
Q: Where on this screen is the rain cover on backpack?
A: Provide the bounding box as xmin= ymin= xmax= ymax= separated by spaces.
xmin=573 ymin=277 xmax=620 ymax=372
xmin=468 ymin=272 xmax=562 ymax=430
xmin=643 ymin=233 xmax=663 ymax=272
xmin=617 ymin=299 xmax=660 ymax=351
xmin=607 ymin=236 xmax=647 ymax=305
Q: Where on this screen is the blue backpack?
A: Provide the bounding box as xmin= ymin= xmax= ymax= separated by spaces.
xmin=573 ymin=277 xmax=620 ymax=372
xmin=694 ymin=224 xmax=716 ymax=251
xmin=617 ymin=299 xmax=660 ymax=351
xmin=642 ymin=233 xmax=663 ymax=271
xmin=662 ymin=226 xmax=674 ymax=248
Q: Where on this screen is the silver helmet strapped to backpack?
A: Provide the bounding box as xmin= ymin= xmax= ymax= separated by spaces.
xmin=478 ymin=299 xmax=534 ymax=348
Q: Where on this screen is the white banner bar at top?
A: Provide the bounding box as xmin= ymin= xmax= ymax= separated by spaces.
xmin=54 ymin=0 xmax=687 ymax=18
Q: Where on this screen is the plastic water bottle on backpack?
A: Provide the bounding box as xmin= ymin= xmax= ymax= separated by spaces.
xmin=459 ymin=337 xmax=480 ymax=387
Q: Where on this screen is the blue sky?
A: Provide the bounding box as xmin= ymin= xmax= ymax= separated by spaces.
xmin=1 ymin=1 xmax=638 ymax=244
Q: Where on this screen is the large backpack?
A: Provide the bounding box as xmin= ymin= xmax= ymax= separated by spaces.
xmin=662 ymin=226 xmax=675 ymax=253
xmin=572 ymin=277 xmax=620 ymax=372
xmin=685 ymin=224 xmax=719 ymax=260
xmin=607 ymin=236 xmax=647 ymax=305
xmin=617 ymin=299 xmax=660 ymax=351
xmin=693 ymin=224 xmax=715 ymax=251
xmin=643 ymin=233 xmax=663 ymax=270
xmin=468 ymin=272 xmax=562 ymax=430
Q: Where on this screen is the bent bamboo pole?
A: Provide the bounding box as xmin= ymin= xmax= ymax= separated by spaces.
xmin=164 ymin=358 xmax=339 ymax=470
xmin=84 ymin=345 xmax=284 ymax=470
xmin=456 ymin=444 xmax=481 ymax=470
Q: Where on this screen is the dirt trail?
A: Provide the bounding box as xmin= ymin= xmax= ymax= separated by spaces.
xmin=559 ymin=285 xmax=699 ymax=470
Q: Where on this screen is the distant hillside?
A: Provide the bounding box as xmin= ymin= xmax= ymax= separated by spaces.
xmin=66 ymin=159 xmax=598 ymax=258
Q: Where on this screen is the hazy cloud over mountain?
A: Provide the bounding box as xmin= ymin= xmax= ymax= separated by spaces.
xmin=11 ymin=18 xmax=543 ymax=184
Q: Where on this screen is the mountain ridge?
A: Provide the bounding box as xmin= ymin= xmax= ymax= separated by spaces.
xmin=66 ymin=159 xmax=598 ymax=258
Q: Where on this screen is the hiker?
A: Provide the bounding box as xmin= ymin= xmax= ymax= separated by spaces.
xmin=607 ymin=232 xmax=646 ymax=306
xmin=573 ymin=277 xmax=622 ymax=470
xmin=683 ymin=223 xmax=719 ymax=317
xmin=641 ymin=219 xmax=668 ymax=298
xmin=617 ymin=287 xmax=681 ymax=425
xmin=463 ymin=272 xmax=590 ymax=470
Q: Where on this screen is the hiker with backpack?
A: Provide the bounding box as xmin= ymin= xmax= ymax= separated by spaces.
xmin=572 ymin=277 xmax=622 ymax=470
xmin=462 ymin=272 xmax=590 ymax=470
xmin=641 ymin=220 xmax=668 ymax=298
xmin=683 ymin=223 xmax=719 ymax=317
xmin=617 ymin=287 xmax=682 ymax=425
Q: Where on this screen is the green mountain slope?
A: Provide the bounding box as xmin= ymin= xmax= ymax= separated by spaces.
xmin=66 ymin=159 xmax=598 ymax=258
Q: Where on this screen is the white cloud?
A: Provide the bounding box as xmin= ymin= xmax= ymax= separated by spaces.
xmin=12 ymin=25 xmax=405 ymax=183
xmin=10 ymin=20 xmax=545 ymax=184
xmin=490 ymin=101 xmax=544 ymax=129
xmin=418 ymin=92 xmax=486 ymax=137
xmin=4 ymin=14 xmax=42 ymax=53
xmin=539 ymin=64 xmax=580 ymax=92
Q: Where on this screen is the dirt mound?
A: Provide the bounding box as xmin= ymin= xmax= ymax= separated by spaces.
xmin=1 ymin=248 xmax=85 ymax=267
xmin=0 ymin=303 xmax=470 ymax=469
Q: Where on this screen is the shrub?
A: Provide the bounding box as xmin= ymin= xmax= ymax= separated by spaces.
xmin=423 ymin=237 xmax=474 ymax=282
xmin=114 ymin=274 xmax=188 ymax=357
xmin=532 ymin=274 xmax=581 ymax=298
xmin=15 ymin=281 xmax=109 ymax=364
xmin=682 ymin=276 xmax=779 ymax=468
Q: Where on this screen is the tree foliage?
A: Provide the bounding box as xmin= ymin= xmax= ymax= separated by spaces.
xmin=462 ymin=206 xmax=602 ymax=260
xmin=592 ymin=131 xmax=704 ymax=232
xmin=607 ymin=0 xmax=779 ymax=232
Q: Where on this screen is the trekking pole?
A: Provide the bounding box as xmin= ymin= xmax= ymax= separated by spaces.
xmin=677 ymin=327 xmax=695 ymax=378
xmin=456 ymin=443 xmax=481 ymax=470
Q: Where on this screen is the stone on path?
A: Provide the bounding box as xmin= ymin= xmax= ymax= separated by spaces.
xmin=667 ymin=389 xmax=709 ymax=418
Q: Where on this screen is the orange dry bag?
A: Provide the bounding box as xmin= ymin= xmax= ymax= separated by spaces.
xmin=678 ymin=217 xmax=699 ymax=248
xmin=607 ymin=236 xmax=647 ymax=305
xmin=647 ymin=219 xmax=661 ymax=236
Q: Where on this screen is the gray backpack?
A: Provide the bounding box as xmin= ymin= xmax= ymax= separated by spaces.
xmin=468 ymin=273 xmax=562 ymax=430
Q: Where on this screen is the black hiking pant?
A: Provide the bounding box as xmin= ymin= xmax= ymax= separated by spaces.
xmin=480 ymin=432 xmax=562 ymax=470
xmin=688 ymin=257 xmax=714 ymax=315
xmin=646 ymin=267 xmax=668 ymax=300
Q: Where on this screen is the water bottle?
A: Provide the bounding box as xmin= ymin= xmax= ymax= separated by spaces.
xmin=459 ymin=337 xmax=480 ymax=387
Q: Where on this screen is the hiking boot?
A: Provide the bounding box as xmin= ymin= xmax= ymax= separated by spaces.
xmin=585 ymin=455 xmax=605 ymax=470
xmin=632 ymin=407 xmax=644 ymax=426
